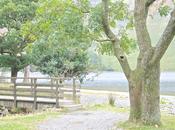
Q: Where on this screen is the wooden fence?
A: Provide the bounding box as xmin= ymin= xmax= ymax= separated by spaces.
xmin=0 ymin=77 xmax=80 ymax=110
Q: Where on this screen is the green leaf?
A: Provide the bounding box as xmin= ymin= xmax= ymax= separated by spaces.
xmin=159 ymin=5 xmax=171 ymax=17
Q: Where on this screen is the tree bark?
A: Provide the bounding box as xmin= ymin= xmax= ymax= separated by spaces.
xmin=11 ymin=67 xmax=18 ymax=82
xmin=129 ymin=82 xmax=142 ymax=121
xmin=128 ymin=63 xmax=161 ymax=125
xmin=23 ymin=65 xmax=30 ymax=83
xmin=128 ymin=69 xmax=142 ymax=122
xmin=141 ymin=62 xmax=161 ymax=125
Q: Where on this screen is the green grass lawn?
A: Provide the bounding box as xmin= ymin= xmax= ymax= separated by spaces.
xmin=0 ymin=110 xmax=61 ymax=130
xmin=119 ymin=115 xmax=175 ymax=130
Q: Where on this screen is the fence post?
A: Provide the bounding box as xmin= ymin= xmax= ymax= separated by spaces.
xmin=51 ymin=78 xmax=53 ymax=90
xmin=59 ymin=78 xmax=64 ymax=99
xmin=73 ymin=77 xmax=76 ymax=102
xmin=55 ymin=79 xmax=59 ymax=108
xmin=31 ymin=78 xmax=34 ymax=96
xmin=33 ymin=78 xmax=37 ymax=110
xmin=13 ymin=77 xmax=17 ymax=108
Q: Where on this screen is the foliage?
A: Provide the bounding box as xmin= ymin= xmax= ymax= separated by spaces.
xmin=88 ymin=0 xmax=136 ymax=55
xmin=0 ymin=0 xmax=38 ymax=72
xmin=158 ymin=5 xmax=171 ymax=17
xmin=108 ymin=94 xmax=116 ymax=106
xmin=24 ymin=0 xmax=92 ymax=78
xmin=32 ymin=41 xmax=89 ymax=77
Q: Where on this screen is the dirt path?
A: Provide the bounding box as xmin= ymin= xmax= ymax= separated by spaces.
xmin=38 ymin=110 xmax=127 ymax=130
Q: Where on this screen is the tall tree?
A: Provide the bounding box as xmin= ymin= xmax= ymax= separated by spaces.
xmin=101 ymin=0 xmax=175 ymax=125
xmin=0 ymin=0 xmax=38 ymax=78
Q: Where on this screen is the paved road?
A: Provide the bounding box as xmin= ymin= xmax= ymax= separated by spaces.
xmin=38 ymin=111 xmax=127 ymax=130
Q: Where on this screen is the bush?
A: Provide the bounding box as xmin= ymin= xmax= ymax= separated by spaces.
xmin=108 ymin=94 xmax=115 ymax=106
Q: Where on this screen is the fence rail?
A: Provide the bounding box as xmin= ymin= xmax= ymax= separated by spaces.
xmin=0 ymin=77 xmax=80 ymax=110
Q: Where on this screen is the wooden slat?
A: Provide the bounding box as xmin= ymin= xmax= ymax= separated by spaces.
xmin=0 ymin=88 xmax=60 ymax=93
xmin=16 ymin=94 xmax=32 ymax=97
xmin=36 ymin=95 xmax=63 ymax=99
xmin=36 ymin=83 xmax=57 ymax=87
xmin=0 ymin=77 xmax=62 ymax=80
xmin=16 ymin=83 xmax=32 ymax=86
xmin=0 ymin=88 xmax=13 ymax=91
xmin=0 ymin=93 xmax=64 ymax=99
xmin=0 ymin=93 xmax=14 ymax=96
xmin=60 ymin=88 xmax=80 ymax=92
xmin=16 ymin=88 xmax=33 ymax=92
xmin=36 ymin=89 xmax=55 ymax=93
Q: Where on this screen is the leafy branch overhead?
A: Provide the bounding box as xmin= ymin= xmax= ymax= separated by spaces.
xmin=88 ymin=0 xmax=136 ymax=55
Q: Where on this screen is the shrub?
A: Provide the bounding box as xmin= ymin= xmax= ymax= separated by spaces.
xmin=108 ymin=94 xmax=115 ymax=106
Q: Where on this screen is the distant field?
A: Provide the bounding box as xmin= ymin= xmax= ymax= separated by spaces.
xmin=99 ymin=14 xmax=175 ymax=72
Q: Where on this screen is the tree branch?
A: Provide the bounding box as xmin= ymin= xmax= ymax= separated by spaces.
xmin=145 ymin=0 xmax=157 ymax=15
xmin=134 ymin=0 xmax=152 ymax=52
xmin=102 ymin=0 xmax=116 ymax=41
xmin=146 ymin=0 xmax=157 ymax=8
xmin=150 ymin=8 xmax=175 ymax=64
xmin=95 ymin=39 xmax=112 ymax=42
xmin=102 ymin=0 xmax=131 ymax=79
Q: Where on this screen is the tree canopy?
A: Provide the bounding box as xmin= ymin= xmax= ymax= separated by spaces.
xmin=23 ymin=0 xmax=92 ymax=78
xmin=0 ymin=0 xmax=38 ymax=76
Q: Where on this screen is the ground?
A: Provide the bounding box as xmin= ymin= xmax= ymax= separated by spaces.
xmin=0 ymin=90 xmax=175 ymax=130
xmin=37 ymin=90 xmax=175 ymax=130
xmin=38 ymin=110 xmax=127 ymax=130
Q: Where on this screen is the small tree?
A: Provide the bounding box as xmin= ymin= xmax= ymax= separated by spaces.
xmin=0 ymin=0 xmax=38 ymax=78
xmin=32 ymin=42 xmax=89 ymax=78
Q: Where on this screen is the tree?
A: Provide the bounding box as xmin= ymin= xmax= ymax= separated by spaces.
xmin=0 ymin=0 xmax=38 ymax=78
xmin=18 ymin=0 xmax=175 ymax=125
xmin=24 ymin=0 xmax=91 ymax=78
xmin=31 ymin=41 xmax=89 ymax=78
xmin=100 ymin=0 xmax=175 ymax=125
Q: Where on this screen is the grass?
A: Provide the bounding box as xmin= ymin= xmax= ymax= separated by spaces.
xmin=87 ymin=103 xmax=175 ymax=130
xmin=86 ymin=103 xmax=129 ymax=113
xmin=119 ymin=115 xmax=175 ymax=130
xmin=0 ymin=110 xmax=62 ymax=130
xmin=160 ymin=98 xmax=169 ymax=105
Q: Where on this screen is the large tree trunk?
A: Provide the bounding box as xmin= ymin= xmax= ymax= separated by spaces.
xmin=141 ymin=62 xmax=161 ymax=125
xmin=129 ymin=83 xmax=142 ymax=121
xmin=128 ymin=70 xmax=142 ymax=122
xmin=128 ymin=63 xmax=161 ymax=125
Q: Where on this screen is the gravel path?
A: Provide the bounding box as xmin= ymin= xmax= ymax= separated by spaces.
xmin=80 ymin=92 xmax=175 ymax=115
xmin=38 ymin=92 xmax=175 ymax=130
xmin=38 ymin=110 xmax=127 ymax=130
